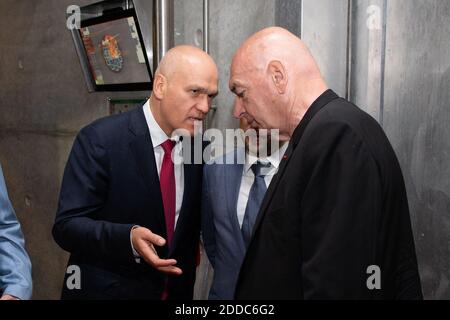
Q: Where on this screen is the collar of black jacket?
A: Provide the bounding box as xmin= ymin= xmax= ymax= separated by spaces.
xmin=290 ymin=89 xmax=340 ymax=148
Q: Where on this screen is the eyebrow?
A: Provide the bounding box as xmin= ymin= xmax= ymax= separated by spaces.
xmin=230 ymin=85 xmax=246 ymax=96
xmin=187 ymin=85 xmax=218 ymax=97
xmin=230 ymin=79 xmax=245 ymax=94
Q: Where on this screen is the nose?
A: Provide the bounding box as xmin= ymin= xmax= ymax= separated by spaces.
xmin=233 ymin=97 xmax=245 ymax=119
xmin=197 ymin=95 xmax=210 ymax=114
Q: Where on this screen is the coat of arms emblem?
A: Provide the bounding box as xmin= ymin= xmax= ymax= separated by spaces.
xmin=102 ymin=35 xmax=123 ymax=72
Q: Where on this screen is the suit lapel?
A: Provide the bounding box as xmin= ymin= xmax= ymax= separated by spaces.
xmin=170 ymin=160 xmax=194 ymax=255
xmin=225 ymin=155 xmax=246 ymax=251
xmin=249 ymin=90 xmax=340 ymax=243
xmin=170 ymin=138 xmax=204 ymax=255
xmin=128 ymin=107 xmax=166 ymax=239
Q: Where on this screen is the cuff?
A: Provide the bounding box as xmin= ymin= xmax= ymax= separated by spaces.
xmin=130 ymin=225 xmax=141 ymax=264
xmin=3 ymin=284 xmax=32 ymax=300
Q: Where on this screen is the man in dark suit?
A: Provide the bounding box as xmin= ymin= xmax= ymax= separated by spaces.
xmin=53 ymin=45 xmax=218 ymax=299
xmin=229 ymin=27 xmax=422 ymax=299
xmin=202 ymin=118 xmax=287 ymax=299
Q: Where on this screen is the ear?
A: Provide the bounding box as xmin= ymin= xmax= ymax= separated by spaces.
xmin=267 ymin=60 xmax=287 ymax=94
xmin=152 ymin=73 xmax=167 ymax=100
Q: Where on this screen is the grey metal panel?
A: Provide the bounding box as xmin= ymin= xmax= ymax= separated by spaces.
xmin=275 ymin=0 xmax=302 ymax=37
xmin=207 ymin=0 xmax=276 ymax=132
xmin=349 ymin=0 xmax=385 ymax=121
xmin=175 ymin=0 xmax=275 ymax=132
xmin=70 ymin=26 xmax=96 ymax=92
xmin=382 ymin=0 xmax=450 ymax=299
xmin=301 ymin=0 xmax=349 ymax=97
xmin=174 ymin=0 xmax=204 ymax=48
xmin=154 ymin=0 xmax=174 ymax=68
xmin=133 ymin=0 xmax=155 ymax=74
xmin=203 ymin=0 xmax=210 ymax=53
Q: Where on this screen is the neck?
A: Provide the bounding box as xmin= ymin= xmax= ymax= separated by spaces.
xmin=285 ymin=79 xmax=328 ymax=138
xmin=149 ymin=95 xmax=172 ymax=137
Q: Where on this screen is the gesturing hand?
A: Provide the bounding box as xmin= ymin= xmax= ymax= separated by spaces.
xmin=131 ymin=227 xmax=182 ymax=276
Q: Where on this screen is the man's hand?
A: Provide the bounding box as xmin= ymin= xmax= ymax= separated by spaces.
xmin=0 ymin=295 xmax=20 ymax=300
xmin=131 ymin=227 xmax=182 ymax=276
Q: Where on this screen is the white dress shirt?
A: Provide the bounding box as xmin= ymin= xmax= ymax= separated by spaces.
xmin=131 ymin=101 xmax=184 ymax=261
xmin=143 ymin=101 xmax=184 ymax=226
xmin=236 ymin=142 xmax=289 ymax=228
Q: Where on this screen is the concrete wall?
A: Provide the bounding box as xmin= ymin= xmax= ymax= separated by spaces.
xmin=0 ymin=0 xmax=149 ymax=299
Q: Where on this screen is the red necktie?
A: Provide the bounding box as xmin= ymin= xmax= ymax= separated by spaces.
xmin=160 ymin=139 xmax=176 ymax=246
xmin=160 ymin=139 xmax=176 ymax=301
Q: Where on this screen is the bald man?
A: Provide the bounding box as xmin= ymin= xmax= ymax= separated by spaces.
xmin=230 ymin=27 xmax=422 ymax=299
xmin=53 ymin=46 xmax=218 ymax=300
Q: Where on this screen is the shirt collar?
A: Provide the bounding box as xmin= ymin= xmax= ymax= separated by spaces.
xmin=143 ymin=100 xmax=180 ymax=148
xmin=244 ymin=141 xmax=289 ymax=174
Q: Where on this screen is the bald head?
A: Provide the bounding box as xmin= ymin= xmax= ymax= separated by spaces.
xmin=156 ymin=45 xmax=217 ymax=82
xmin=232 ymin=27 xmax=323 ymax=86
xmin=230 ymin=27 xmax=328 ymax=139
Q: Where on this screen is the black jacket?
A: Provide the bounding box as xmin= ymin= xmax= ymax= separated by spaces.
xmin=235 ymin=90 xmax=422 ymax=299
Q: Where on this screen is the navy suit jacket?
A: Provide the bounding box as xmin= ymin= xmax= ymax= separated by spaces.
xmin=202 ymin=149 xmax=248 ymax=299
xmin=53 ymin=106 xmax=203 ymax=300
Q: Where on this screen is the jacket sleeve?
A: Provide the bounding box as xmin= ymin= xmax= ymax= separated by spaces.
xmin=201 ymin=165 xmax=216 ymax=268
xmin=52 ymin=126 xmax=134 ymax=263
xmin=0 ymin=166 xmax=33 ymax=300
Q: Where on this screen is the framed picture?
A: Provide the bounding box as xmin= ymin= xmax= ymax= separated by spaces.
xmin=70 ymin=2 xmax=153 ymax=92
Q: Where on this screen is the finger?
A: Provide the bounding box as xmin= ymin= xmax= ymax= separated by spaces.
xmin=153 ymin=257 xmax=178 ymax=268
xmin=138 ymin=241 xmax=178 ymax=267
xmin=141 ymin=229 xmax=166 ymax=247
xmin=157 ymin=265 xmax=183 ymax=275
xmin=137 ymin=240 xmax=161 ymax=263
